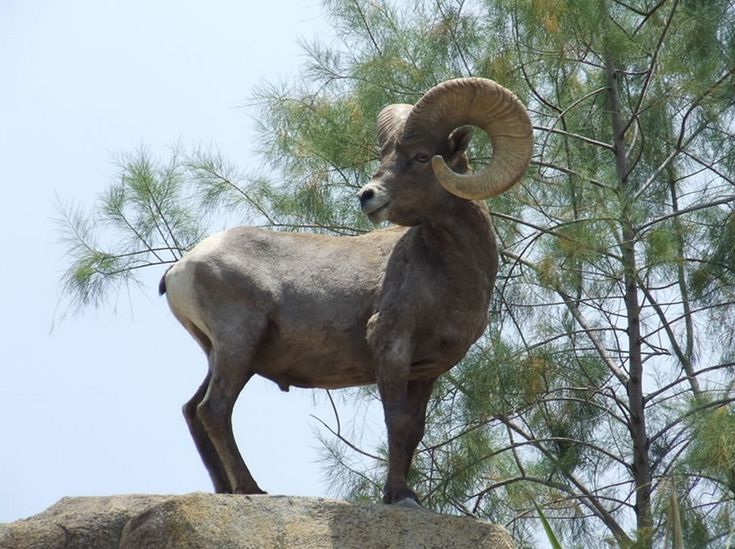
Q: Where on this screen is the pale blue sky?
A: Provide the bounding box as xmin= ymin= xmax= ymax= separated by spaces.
xmin=0 ymin=0 xmax=382 ymax=522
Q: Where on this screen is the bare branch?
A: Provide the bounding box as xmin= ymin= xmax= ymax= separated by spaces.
xmin=311 ymin=414 xmax=384 ymax=463
xmin=625 ymin=0 xmax=679 ymax=133
xmin=637 ymin=194 xmax=735 ymax=233
xmin=533 ymin=125 xmax=615 ymax=151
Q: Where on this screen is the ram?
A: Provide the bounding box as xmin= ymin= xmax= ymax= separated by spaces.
xmin=160 ymin=77 xmax=532 ymax=506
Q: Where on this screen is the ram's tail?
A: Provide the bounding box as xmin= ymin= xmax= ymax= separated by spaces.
xmin=159 ymin=266 xmax=173 ymax=296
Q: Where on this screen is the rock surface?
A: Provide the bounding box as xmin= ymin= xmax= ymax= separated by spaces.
xmin=0 ymin=493 xmax=515 ymax=548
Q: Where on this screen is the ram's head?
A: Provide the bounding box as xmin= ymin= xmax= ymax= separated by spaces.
xmin=358 ymin=77 xmax=533 ymax=226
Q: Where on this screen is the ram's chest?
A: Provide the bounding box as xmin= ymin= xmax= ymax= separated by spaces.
xmin=417 ymin=294 xmax=489 ymax=356
xmin=367 ymin=272 xmax=492 ymax=377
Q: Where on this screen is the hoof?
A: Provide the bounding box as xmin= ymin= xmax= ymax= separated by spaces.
xmin=393 ymin=497 xmax=424 ymax=510
xmin=234 ymin=487 xmax=267 ymax=495
xmin=384 ymin=487 xmax=421 ymax=507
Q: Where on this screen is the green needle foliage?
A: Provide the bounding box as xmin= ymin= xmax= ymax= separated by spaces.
xmin=60 ymin=1 xmax=735 ymax=547
xmin=59 ymin=149 xmax=207 ymax=310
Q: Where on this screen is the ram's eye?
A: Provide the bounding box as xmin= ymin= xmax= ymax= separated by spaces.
xmin=414 ymin=153 xmax=431 ymax=163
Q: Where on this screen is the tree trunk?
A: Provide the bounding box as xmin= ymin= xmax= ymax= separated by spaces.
xmin=605 ymin=54 xmax=653 ymax=547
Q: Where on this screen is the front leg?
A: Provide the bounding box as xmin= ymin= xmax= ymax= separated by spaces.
xmin=380 ymin=377 xmax=437 ymax=505
xmin=375 ymin=335 xmax=418 ymax=505
xmin=402 ymin=378 xmax=436 ymax=481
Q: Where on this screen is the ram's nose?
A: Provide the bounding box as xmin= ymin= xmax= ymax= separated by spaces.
xmin=357 ymin=181 xmax=390 ymax=223
xmin=357 ymin=187 xmax=375 ymax=207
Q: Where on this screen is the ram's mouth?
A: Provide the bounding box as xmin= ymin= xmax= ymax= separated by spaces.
xmin=365 ymin=201 xmax=390 ymax=223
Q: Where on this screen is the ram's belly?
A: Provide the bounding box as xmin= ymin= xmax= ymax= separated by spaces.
xmin=253 ymin=318 xmax=377 ymax=390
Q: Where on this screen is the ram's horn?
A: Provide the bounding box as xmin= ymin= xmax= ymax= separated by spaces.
xmin=401 ymin=77 xmax=533 ymax=200
xmin=377 ymin=104 xmax=413 ymax=150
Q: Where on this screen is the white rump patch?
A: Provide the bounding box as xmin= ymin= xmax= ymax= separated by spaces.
xmin=163 ymin=231 xmax=228 ymax=341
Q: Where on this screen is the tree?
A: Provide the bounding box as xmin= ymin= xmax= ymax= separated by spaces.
xmin=61 ymin=0 xmax=735 ymax=547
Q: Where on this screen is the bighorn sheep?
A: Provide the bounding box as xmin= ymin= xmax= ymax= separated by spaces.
xmin=160 ymin=77 xmax=532 ymax=506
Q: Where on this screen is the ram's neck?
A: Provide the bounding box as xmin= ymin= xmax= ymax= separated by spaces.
xmin=420 ymin=199 xmax=498 ymax=277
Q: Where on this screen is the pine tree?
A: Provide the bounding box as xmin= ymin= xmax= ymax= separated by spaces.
xmin=61 ymin=1 xmax=735 ymax=546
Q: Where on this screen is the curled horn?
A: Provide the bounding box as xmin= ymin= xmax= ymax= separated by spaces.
xmin=377 ymin=104 xmax=413 ymax=150
xmin=400 ymin=77 xmax=533 ymax=200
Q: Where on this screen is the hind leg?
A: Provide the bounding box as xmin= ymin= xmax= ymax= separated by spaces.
xmin=197 ymin=335 xmax=265 ymax=494
xmin=183 ymin=372 xmax=231 ymax=493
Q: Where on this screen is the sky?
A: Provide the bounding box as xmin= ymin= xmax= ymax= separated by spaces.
xmin=0 ymin=0 xmax=383 ymax=523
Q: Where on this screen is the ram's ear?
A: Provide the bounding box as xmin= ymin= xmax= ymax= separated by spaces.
xmin=448 ymin=126 xmax=473 ymax=156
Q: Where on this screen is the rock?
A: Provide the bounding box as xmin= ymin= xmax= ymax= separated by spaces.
xmin=0 ymin=493 xmax=515 ymax=548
